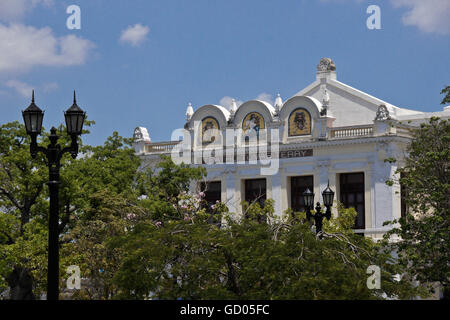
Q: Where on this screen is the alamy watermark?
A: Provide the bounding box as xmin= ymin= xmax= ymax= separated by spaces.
xmin=66 ymin=265 xmax=81 ymax=290
xmin=367 ymin=5 xmax=381 ymax=30
xmin=366 ymin=265 xmax=381 ymax=289
xmin=66 ymin=5 xmax=81 ymax=30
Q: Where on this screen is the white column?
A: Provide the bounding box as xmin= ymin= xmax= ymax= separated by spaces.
xmin=372 ymin=143 xmax=397 ymax=228
xmin=270 ymin=175 xmax=282 ymax=217
xmin=317 ymin=160 xmax=330 ymax=196
xmin=369 ymin=159 xmax=377 ymax=229
xmin=225 ymin=171 xmax=238 ymax=214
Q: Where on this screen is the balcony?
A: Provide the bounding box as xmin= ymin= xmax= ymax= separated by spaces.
xmin=329 ymin=125 xmax=373 ymax=139
xmin=144 ymin=141 xmax=180 ymax=153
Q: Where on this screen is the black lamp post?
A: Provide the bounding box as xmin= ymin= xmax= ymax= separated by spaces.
xmin=303 ymin=181 xmax=335 ymax=234
xmin=22 ymin=90 xmax=85 ymax=300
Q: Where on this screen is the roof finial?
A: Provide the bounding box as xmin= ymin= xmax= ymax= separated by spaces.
xmin=230 ymin=98 xmax=238 ymax=115
xmin=317 ymin=58 xmax=336 ymax=72
xmin=32 ymin=90 xmax=35 ymax=103
xmin=274 ymin=93 xmax=283 ymax=113
xmin=186 ymin=102 xmax=194 ymax=121
xmin=73 ymin=90 xmax=77 ymax=104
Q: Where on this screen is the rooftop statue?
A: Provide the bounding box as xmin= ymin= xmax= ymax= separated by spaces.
xmin=374 ymin=104 xmax=392 ymax=121
xmin=317 ymin=58 xmax=336 ymax=72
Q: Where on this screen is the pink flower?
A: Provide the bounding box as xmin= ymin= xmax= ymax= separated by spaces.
xmin=126 ymin=213 xmax=136 ymax=220
xmin=196 ymin=192 xmax=205 ymax=199
xmin=155 ymin=221 xmax=162 ymax=227
xmin=184 ymin=216 xmax=190 ymax=221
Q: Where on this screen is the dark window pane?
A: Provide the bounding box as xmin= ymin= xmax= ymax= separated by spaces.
xmin=245 ymin=179 xmax=266 ymax=208
xmin=340 ymin=172 xmax=365 ymax=229
xmin=400 ymin=172 xmax=408 ymax=218
xmin=291 ymin=176 xmax=314 ymax=212
xmin=348 ymin=193 xmax=354 ymax=203
xmin=200 ymin=181 xmax=221 ymax=214
xmin=357 ymin=193 xmax=363 ymax=202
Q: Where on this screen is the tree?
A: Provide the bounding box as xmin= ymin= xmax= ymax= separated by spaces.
xmin=0 ymin=122 xmax=47 ymax=235
xmin=441 ymin=86 xmax=450 ymax=105
xmin=61 ymin=191 xmax=143 ymax=299
xmin=59 ymin=155 xmax=205 ymax=299
xmin=384 ymin=116 xmax=449 ymax=296
xmin=110 ymin=167 xmax=424 ymax=300
xmin=0 ymin=119 xmax=142 ymax=297
xmin=0 ymin=122 xmax=51 ymax=297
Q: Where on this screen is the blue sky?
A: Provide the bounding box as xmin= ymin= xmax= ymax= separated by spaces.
xmin=0 ymin=0 xmax=449 ymax=146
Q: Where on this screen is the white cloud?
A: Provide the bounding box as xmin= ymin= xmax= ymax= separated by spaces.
xmin=219 ymin=96 xmax=243 ymax=110
xmin=5 ymin=79 xmax=58 ymax=98
xmin=0 ymin=23 xmax=94 ymax=73
xmin=0 ymin=0 xmax=53 ymax=22
xmin=220 ymin=93 xmax=274 ymax=110
xmin=319 ymin=0 xmax=450 ymax=35
xmin=256 ymin=92 xmax=273 ymax=105
xmin=42 ymin=82 xmax=58 ymax=92
xmin=390 ymin=0 xmax=450 ymax=35
xmin=119 ymin=24 xmax=150 ymax=47
xmin=5 ymin=79 xmax=33 ymax=97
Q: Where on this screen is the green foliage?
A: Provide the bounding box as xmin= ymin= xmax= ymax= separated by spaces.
xmin=441 ymin=86 xmax=450 ymax=105
xmin=0 ymin=121 xmax=47 ymax=228
xmin=0 ymin=120 xmax=142 ymax=297
xmin=111 ymin=200 xmax=423 ymax=300
xmin=384 ymin=116 xmax=450 ymax=294
xmin=61 ymin=191 xmax=142 ymax=299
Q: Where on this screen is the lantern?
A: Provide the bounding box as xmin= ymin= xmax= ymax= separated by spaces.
xmin=22 ymin=90 xmax=44 ymax=135
xmin=303 ymin=188 xmax=315 ymax=209
xmin=64 ymin=91 xmax=86 ymax=136
xmin=322 ymin=181 xmax=335 ymax=207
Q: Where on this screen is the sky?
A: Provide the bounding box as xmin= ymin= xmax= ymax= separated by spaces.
xmin=0 ymin=0 xmax=449 ymax=146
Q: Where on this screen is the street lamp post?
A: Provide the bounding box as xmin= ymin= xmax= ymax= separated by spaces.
xmin=22 ymin=90 xmax=86 ymax=300
xmin=303 ymin=181 xmax=335 ymax=235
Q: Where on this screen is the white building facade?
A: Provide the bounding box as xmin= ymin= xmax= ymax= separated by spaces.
xmin=133 ymin=58 xmax=450 ymax=239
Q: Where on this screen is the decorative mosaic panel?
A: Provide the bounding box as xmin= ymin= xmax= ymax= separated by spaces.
xmin=201 ymin=117 xmax=220 ymax=144
xmin=242 ymin=112 xmax=265 ymax=137
xmin=288 ymin=108 xmax=311 ymax=136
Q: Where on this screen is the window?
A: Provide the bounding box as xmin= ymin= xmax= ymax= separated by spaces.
xmin=291 ymin=176 xmax=314 ymax=212
xmin=244 ymin=179 xmax=266 ymax=208
xmin=340 ymin=173 xmax=365 ymax=229
xmin=200 ymin=181 xmax=221 ymax=213
xmin=400 ymin=172 xmax=408 ymax=218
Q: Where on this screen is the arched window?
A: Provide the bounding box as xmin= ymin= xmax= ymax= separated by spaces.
xmin=288 ymin=108 xmax=311 ymax=136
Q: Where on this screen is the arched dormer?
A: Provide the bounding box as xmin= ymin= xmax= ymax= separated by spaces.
xmin=232 ymin=100 xmax=276 ymax=146
xmin=188 ymin=104 xmax=230 ymax=149
xmin=279 ymin=96 xmax=322 ymax=143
